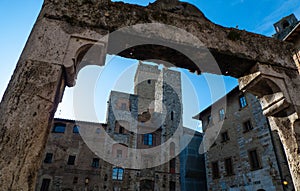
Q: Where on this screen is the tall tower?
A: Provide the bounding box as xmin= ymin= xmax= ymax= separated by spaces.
xmin=273 ymin=14 xmax=299 ymax=40
xmin=134 ymin=61 xmax=183 ymax=136
xmin=134 ymin=61 xmax=160 ymax=115
xmin=134 ymin=62 xmax=183 ymax=190
xmin=156 ymin=68 xmax=182 ymax=140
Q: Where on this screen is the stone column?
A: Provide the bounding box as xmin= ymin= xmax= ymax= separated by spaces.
xmin=0 ymin=60 xmax=64 ymax=190
xmin=239 ymin=63 xmax=300 ymax=190
xmin=0 ymin=4 xmax=70 ymax=189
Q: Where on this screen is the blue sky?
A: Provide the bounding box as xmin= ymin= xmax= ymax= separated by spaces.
xmin=1 ymin=0 xmax=300 ymax=130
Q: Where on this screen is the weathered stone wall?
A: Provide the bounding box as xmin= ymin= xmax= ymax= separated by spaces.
xmin=292 ymin=37 xmax=300 ymax=72
xmin=200 ymin=87 xmax=292 ymax=191
xmin=134 ymin=62 xmax=160 ymax=114
xmin=1 ymin=0 xmax=300 ymax=190
xmin=270 ymin=130 xmax=294 ymax=190
xmin=36 ymin=119 xmax=181 ymax=190
xmin=41 ymin=0 xmax=296 ymax=77
xmin=0 ymin=4 xmax=106 ymax=189
xmin=0 ymin=60 xmax=64 ymax=191
xmin=107 ymin=91 xmax=138 ymax=135
xmin=239 ymin=62 xmax=300 ymax=190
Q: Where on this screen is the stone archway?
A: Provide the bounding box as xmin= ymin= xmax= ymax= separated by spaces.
xmin=0 ymin=0 xmax=300 ymax=190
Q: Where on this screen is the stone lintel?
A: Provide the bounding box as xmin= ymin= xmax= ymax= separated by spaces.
xmin=41 ymin=0 xmax=296 ymax=78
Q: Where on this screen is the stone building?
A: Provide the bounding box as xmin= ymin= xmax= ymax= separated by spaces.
xmin=273 ymin=14 xmax=299 ymax=41
xmin=3 ymin=0 xmax=300 ymax=190
xmin=274 ymin=14 xmax=300 ymax=76
xmin=36 ymin=62 xmax=185 ymax=191
xmin=197 ymin=87 xmax=294 ymax=191
xmin=179 ymin=128 xmax=206 ymax=191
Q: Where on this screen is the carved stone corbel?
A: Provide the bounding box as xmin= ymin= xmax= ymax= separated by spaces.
xmin=62 ymin=35 xmax=107 ymax=87
xmin=239 ymin=63 xmax=295 ymax=117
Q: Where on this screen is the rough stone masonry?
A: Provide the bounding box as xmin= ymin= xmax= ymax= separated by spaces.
xmin=1 ymin=0 xmax=300 ymax=190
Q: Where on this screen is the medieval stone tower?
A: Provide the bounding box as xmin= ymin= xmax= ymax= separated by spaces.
xmin=103 ymin=61 xmax=183 ymax=190
xmin=133 ymin=62 xmax=183 ymax=140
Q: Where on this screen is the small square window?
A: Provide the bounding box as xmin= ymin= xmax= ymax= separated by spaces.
xmin=147 ymin=80 xmax=151 ymax=84
xmin=44 ymin=153 xmax=53 ymax=163
xmin=112 ymin=167 xmax=124 ymax=181
xmin=144 ymin=134 xmax=153 ymax=146
xmin=221 ymin=131 xmax=230 ymax=142
xmin=92 ymin=158 xmax=100 ymax=168
xmin=73 ymin=125 xmax=80 ymax=133
xmin=243 ymin=120 xmax=253 ymax=132
xmin=239 ymin=95 xmax=247 ymax=108
xmin=53 ymin=124 xmax=65 ymax=133
xmin=67 ymin=155 xmax=76 ymax=165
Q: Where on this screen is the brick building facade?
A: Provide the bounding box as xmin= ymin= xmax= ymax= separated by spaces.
xmin=197 ymin=87 xmax=294 ymax=191
xmin=35 ymin=62 xmax=187 ymax=191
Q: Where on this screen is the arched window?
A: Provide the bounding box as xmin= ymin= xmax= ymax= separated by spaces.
xmin=112 ymin=143 xmax=128 ymax=159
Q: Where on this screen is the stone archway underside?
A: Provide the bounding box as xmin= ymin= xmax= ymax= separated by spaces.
xmin=0 ymin=0 xmax=300 ymax=190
